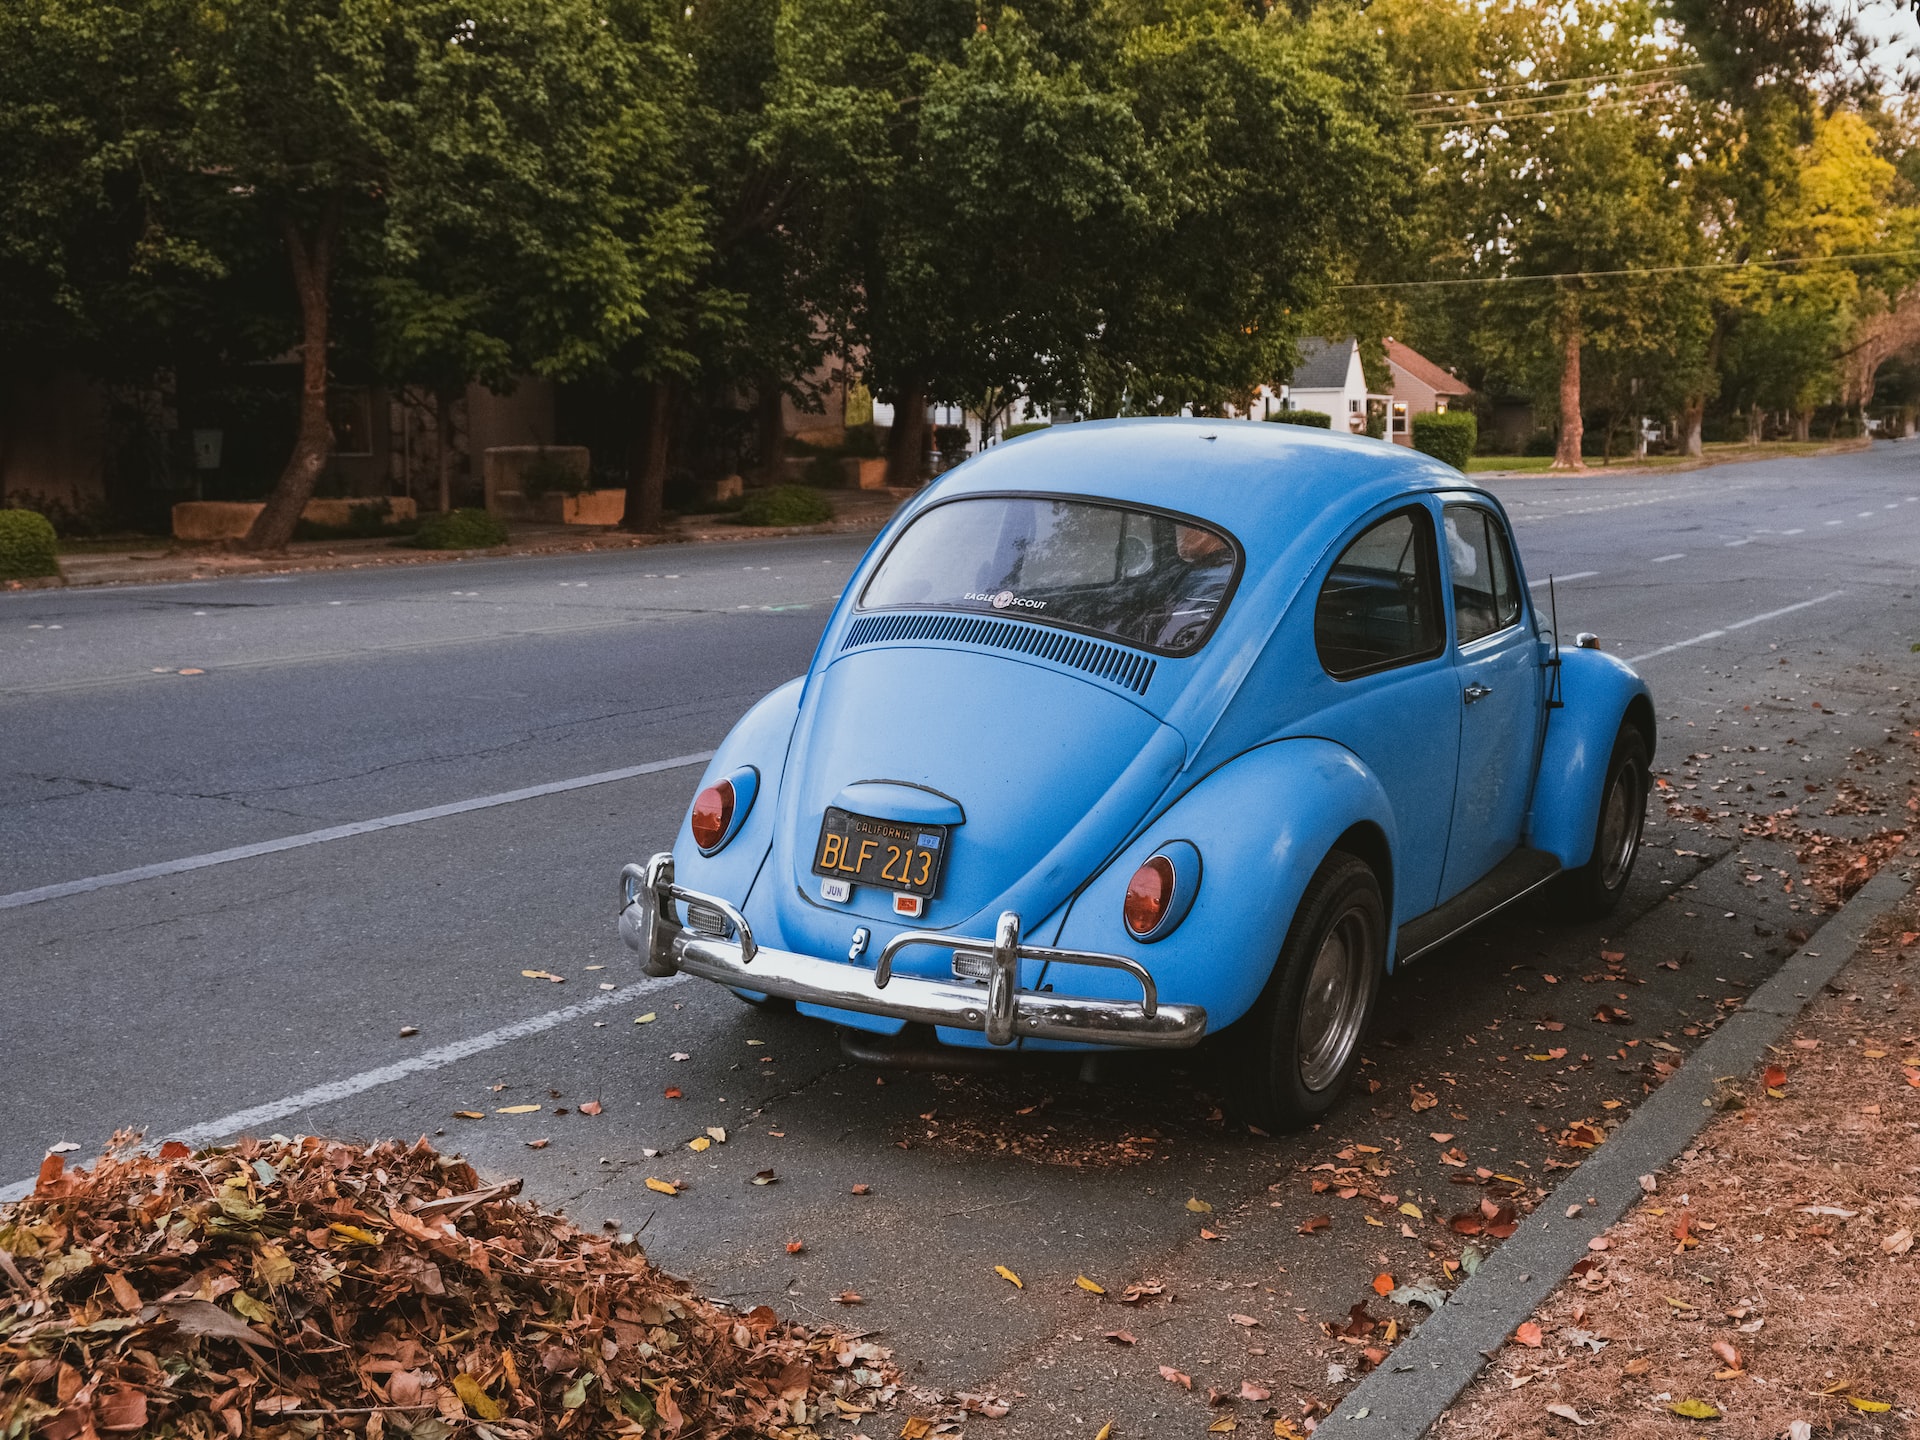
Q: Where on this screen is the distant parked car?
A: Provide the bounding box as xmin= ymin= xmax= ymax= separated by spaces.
xmin=621 ymin=420 xmax=1654 ymax=1127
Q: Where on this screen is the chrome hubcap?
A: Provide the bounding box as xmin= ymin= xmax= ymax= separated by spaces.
xmin=1296 ymin=908 xmax=1378 ymax=1092
xmin=1596 ymin=763 xmax=1643 ymax=890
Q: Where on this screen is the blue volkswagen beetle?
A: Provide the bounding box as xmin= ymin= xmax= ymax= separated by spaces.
xmin=619 ymin=419 xmax=1654 ymax=1127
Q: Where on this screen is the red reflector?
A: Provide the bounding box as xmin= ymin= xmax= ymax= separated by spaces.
xmin=1124 ymin=855 xmax=1175 ymax=936
xmin=690 ymin=781 xmax=734 ymax=851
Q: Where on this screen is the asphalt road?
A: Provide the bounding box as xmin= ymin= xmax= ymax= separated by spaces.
xmin=4 ymin=441 xmax=1918 ymax=1433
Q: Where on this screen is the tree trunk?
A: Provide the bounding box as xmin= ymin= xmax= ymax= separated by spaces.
xmin=435 ymin=382 xmax=459 ymax=513
xmin=884 ymin=376 xmax=928 ymax=489
xmin=624 ymin=379 xmax=672 ymax=533
xmin=245 ymin=214 xmax=337 ymax=551
xmin=1551 ymin=314 xmax=1585 ymax=471
xmin=1746 ymin=407 xmax=1765 ymax=445
xmin=1793 ymin=409 xmax=1811 ymax=442
xmin=1679 ymin=397 xmax=1705 ymax=457
xmin=755 ymin=375 xmax=786 ymax=484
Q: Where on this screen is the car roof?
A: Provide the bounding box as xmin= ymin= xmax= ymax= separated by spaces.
xmin=928 ymin=417 xmax=1485 ymax=549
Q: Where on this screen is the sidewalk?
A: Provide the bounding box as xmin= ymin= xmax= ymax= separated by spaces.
xmin=1431 ymin=880 xmax=1920 ymax=1438
xmin=20 ymin=488 xmax=909 ymax=591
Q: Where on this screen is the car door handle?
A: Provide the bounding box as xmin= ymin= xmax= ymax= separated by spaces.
xmin=1464 ymin=681 xmax=1494 ymax=704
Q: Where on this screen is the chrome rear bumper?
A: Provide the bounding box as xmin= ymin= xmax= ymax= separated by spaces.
xmin=617 ymin=854 xmax=1206 ymax=1049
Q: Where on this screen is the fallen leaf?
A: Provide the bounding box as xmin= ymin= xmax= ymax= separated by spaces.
xmin=899 ymin=1419 xmax=933 ymax=1439
xmin=1762 ymin=1065 xmax=1787 ymax=1090
xmin=1159 ymin=1365 xmax=1192 ymax=1390
xmin=635 ymin=1012 xmax=656 ymax=1024
xmin=1399 ymin=1201 xmax=1425 ymax=1219
xmin=95 ymin=1385 xmax=148 ymax=1433
xmin=995 ymin=1265 xmax=1023 ymax=1289
xmin=1624 ymin=1357 xmax=1653 ymax=1375
xmin=1848 ymin=1397 xmax=1892 ymax=1412
xmin=1075 ymin=1275 xmax=1106 ymax=1295
xmin=1240 ymin=1381 xmax=1271 ymax=1401
xmin=1104 ymin=1330 xmax=1137 ymax=1345
xmin=452 ymin=1111 xmax=484 ymax=1120
xmin=852 ymin=1183 xmax=871 ymax=1195
xmin=1372 ymin=1273 xmax=1395 ymax=1296
xmin=1298 ymin=1214 xmax=1331 ymax=1235
xmin=1668 ymin=1399 xmax=1721 ymax=1419
xmin=1411 ymin=1086 xmax=1440 ymax=1112
xmin=1208 ymin=1418 xmax=1238 ymax=1433
xmin=525 ymin=1138 xmax=550 ymax=1150
xmin=1429 ymin=1132 xmax=1454 ymax=1143
xmin=497 ymin=1104 xmax=541 ymax=1115
xmin=1710 ymin=1340 xmax=1741 ymax=1371
xmin=1514 ymin=1322 xmax=1543 ymax=1348
xmin=1094 ymin=1426 xmax=1113 ymax=1440
xmin=786 ymin=1239 xmax=804 ymax=1253
xmin=706 ymin=1126 xmax=727 ymax=1143
xmin=1200 ymin=1227 xmax=1224 ymax=1240
xmin=663 ymin=1086 xmax=682 ymax=1099
xmin=1593 ymin=1005 xmax=1631 ymax=1024
xmin=1187 ymin=1197 xmax=1214 ymax=1213
xmin=1882 ymin=1227 xmax=1914 ymax=1255
xmin=689 ymin=1136 xmax=711 ymax=1152
xmin=520 ymin=969 xmax=564 ymax=982
xmin=579 ymin=1100 xmax=603 ymax=1116
xmin=1547 ymin=1403 xmax=1590 ymax=1426
xmin=1230 ymin=1313 xmax=1260 ymax=1327
xmin=836 ymin=1291 xmax=864 ymax=1305
xmin=644 ymin=1178 xmax=678 ymax=1196
xmin=670 ymin=1051 xmax=691 ymax=1062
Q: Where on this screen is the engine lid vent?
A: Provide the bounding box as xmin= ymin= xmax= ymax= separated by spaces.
xmin=841 ymin=611 xmax=1157 ymax=696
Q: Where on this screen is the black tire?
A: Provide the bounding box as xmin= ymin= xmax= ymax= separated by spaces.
xmin=1563 ymin=725 xmax=1650 ymax=917
xmin=1230 ymin=852 xmax=1386 ymax=1131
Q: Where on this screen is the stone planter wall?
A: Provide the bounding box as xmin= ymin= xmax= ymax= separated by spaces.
xmin=483 ymin=446 xmax=592 ymax=520
xmin=538 ymin=489 xmax=626 ymax=526
xmin=172 ymin=496 xmax=418 ymax=541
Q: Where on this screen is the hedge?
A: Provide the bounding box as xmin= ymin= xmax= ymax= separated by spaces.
xmin=734 ymin=484 xmax=834 ymax=527
xmin=1411 ymin=410 xmax=1478 ymax=469
xmin=409 ymin=508 xmax=510 ymax=549
xmin=1266 ymin=409 xmax=1332 ymax=428
xmin=0 ymin=509 xmax=60 ymax=580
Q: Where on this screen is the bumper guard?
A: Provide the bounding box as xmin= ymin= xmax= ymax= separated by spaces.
xmin=618 ymin=854 xmax=1206 ymax=1049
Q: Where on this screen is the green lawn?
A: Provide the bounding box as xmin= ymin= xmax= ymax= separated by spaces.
xmin=1465 ymin=438 xmax=1849 ymax=475
xmin=1464 ymin=455 xmax=1554 ymax=473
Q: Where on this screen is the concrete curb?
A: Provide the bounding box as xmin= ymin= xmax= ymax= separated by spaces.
xmin=1316 ymin=860 xmax=1916 ymax=1440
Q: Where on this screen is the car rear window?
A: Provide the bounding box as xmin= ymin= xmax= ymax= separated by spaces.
xmin=857 ymin=495 xmax=1241 ymax=656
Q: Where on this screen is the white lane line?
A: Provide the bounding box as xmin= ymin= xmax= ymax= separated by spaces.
xmin=1827 ymin=520 xmax=1845 ymax=526
xmin=1860 ymin=511 xmax=1876 ymax=518
xmin=1650 ymin=553 xmax=1686 ymax=563
xmin=1625 ymin=591 xmax=1846 ymax=665
xmin=1782 ymin=528 xmax=1805 ymax=536
xmin=1527 ymin=571 xmax=1599 ymax=589
xmin=0 ymin=974 xmax=691 ymax=1202
xmin=1725 ymin=538 xmax=1753 ymax=547
xmin=0 ymin=751 xmax=714 ymax=912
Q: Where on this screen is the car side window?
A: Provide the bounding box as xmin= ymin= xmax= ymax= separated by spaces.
xmin=1314 ymin=507 xmax=1446 ymax=679
xmin=1443 ymin=505 xmax=1521 ymax=645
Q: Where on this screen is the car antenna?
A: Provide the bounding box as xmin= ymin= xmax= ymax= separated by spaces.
xmin=1545 ymin=574 xmax=1565 ymax=711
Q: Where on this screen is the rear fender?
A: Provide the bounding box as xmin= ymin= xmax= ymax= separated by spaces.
xmin=1044 ymin=738 xmax=1399 ymax=1035
xmin=1528 ymin=648 xmax=1656 ymax=868
xmin=670 ymin=677 xmax=803 ymax=906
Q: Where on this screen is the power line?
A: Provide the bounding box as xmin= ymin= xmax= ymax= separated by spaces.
xmin=1407 ymin=80 xmax=1676 ymax=120
xmin=1411 ymin=96 xmax=1678 ymax=129
xmin=1400 ymin=63 xmax=1703 ymax=103
xmin=1333 ymin=249 xmax=1920 ymax=291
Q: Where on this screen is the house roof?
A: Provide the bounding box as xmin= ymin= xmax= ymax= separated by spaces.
xmin=1385 ymin=338 xmax=1470 ymax=396
xmin=1288 ymin=336 xmax=1360 ymax=391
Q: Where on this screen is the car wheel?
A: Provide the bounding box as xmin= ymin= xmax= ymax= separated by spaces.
xmin=1233 ymin=851 xmax=1385 ymax=1131
xmin=1564 ymin=725 xmax=1649 ymax=917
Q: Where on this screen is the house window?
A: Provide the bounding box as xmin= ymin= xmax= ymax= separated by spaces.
xmin=1391 ymin=402 xmax=1408 ymax=435
xmin=329 ymin=388 xmax=374 ymax=456
xmin=1349 ymin=399 xmax=1361 ymax=414
xmin=1435 ymin=397 xmax=1450 ymax=414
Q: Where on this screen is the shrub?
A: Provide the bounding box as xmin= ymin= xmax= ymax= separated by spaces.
xmin=842 ymin=423 xmax=881 ymax=458
xmin=802 ymin=452 xmax=846 ymax=488
xmin=1523 ymin=429 xmax=1558 ymax=457
xmin=409 ymin=508 xmax=510 ymax=550
xmin=933 ymin=425 xmax=970 ymax=467
xmin=1266 ymin=409 xmax=1332 ymax=428
xmin=1412 ymin=411 xmax=1478 ymax=469
xmin=519 ymin=451 xmax=591 ymax=500
xmin=1000 ymin=421 xmax=1051 ymax=441
xmin=733 ymin=484 xmax=834 ymax=527
xmin=0 ymin=508 xmax=60 ymax=579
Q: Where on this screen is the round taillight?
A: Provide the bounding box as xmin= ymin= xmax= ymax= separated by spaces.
xmin=690 ymin=780 xmax=734 ymax=852
xmin=1124 ymin=855 xmax=1176 ymax=937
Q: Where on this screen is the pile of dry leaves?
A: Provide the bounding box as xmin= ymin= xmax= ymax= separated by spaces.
xmin=0 ymin=1133 xmax=895 ymax=1439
